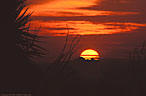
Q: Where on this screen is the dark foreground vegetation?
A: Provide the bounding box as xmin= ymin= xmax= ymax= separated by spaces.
xmin=1 ymin=0 xmax=146 ymax=96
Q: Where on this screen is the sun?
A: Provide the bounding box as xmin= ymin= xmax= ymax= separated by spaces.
xmin=80 ymin=49 xmax=100 ymax=60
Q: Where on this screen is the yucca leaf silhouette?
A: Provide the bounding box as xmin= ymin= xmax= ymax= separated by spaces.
xmin=16 ymin=0 xmax=45 ymax=61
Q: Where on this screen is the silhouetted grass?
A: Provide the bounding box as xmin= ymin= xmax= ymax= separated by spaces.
xmin=35 ymin=27 xmax=81 ymax=96
xmin=128 ymin=41 xmax=146 ymax=96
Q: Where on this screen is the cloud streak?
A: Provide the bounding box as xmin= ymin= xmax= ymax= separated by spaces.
xmin=26 ymin=0 xmax=53 ymax=5
xmin=27 ymin=0 xmax=146 ymax=36
xmin=79 ymin=0 xmax=146 ymax=12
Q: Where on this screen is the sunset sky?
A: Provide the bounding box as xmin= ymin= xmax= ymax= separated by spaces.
xmin=25 ymin=0 xmax=146 ymax=61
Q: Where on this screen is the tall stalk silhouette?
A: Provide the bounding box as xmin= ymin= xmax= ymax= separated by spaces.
xmin=39 ymin=27 xmax=80 ymax=96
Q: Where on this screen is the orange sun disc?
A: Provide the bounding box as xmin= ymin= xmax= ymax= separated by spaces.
xmin=80 ymin=49 xmax=100 ymax=60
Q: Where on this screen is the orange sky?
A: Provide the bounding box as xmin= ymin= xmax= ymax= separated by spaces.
xmin=26 ymin=0 xmax=146 ymax=36
xmin=24 ymin=0 xmax=146 ymax=61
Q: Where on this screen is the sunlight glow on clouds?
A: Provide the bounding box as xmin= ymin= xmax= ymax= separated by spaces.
xmin=28 ymin=0 xmax=100 ymax=16
xmin=30 ymin=20 xmax=146 ymax=36
xmin=28 ymin=0 xmax=138 ymax=17
xmin=26 ymin=0 xmax=146 ymax=36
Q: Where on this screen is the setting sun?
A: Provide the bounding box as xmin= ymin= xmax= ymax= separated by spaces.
xmin=80 ymin=49 xmax=100 ymax=60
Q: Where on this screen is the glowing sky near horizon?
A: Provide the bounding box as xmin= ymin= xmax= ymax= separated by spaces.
xmin=26 ymin=0 xmax=146 ymax=36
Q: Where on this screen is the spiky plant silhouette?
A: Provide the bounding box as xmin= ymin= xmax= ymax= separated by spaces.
xmin=16 ymin=1 xmax=80 ymax=95
xmin=16 ymin=0 xmax=45 ymax=62
xmin=128 ymin=41 xmax=146 ymax=96
xmin=39 ymin=27 xmax=81 ymax=96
